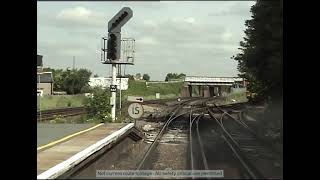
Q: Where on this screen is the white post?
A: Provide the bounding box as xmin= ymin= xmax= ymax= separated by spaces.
xmin=111 ymin=64 xmax=117 ymax=122
xmin=38 ymin=74 xmax=42 ymax=122
xmin=119 ymin=65 xmax=122 ymax=114
xmin=119 ymin=77 xmax=122 ymax=111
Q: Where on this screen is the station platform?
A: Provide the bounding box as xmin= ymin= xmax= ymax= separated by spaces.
xmin=37 ymin=123 xmax=143 ymax=179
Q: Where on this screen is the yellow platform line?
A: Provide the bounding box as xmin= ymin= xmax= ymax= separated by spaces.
xmin=37 ymin=123 xmax=104 ymax=151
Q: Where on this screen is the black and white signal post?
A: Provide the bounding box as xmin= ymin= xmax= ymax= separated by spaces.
xmin=106 ymin=7 xmax=133 ymax=122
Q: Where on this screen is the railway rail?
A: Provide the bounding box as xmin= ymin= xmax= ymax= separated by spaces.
xmin=189 ymin=111 xmax=209 ymax=172
xmin=37 ymin=107 xmax=86 ymax=121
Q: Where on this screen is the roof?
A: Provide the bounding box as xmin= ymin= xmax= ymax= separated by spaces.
xmin=185 ymin=76 xmax=243 ymax=83
xmin=37 ymin=55 xmax=43 ymax=67
xmin=37 ymin=72 xmax=53 ymax=83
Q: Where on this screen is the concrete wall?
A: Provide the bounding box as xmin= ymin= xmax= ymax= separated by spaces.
xmin=203 ymin=86 xmax=210 ymax=97
xmin=37 ymin=83 xmax=52 ymax=95
xmin=186 ymin=85 xmax=243 ymax=97
xmin=69 ymin=137 xmax=148 ymax=179
xmin=180 ymin=86 xmax=190 ymax=97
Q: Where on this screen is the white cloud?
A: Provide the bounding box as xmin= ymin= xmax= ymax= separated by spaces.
xmin=57 ymin=6 xmax=92 ymax=21
xmin=54 ymin=6 xmax=105 ymax=28
xmin=143 ymin=20 xmax=157 ymax=27
xmin=138 ymin=37 xmax=158 ymax=45
xmin=159 ymin=1 xmax=179 ymax=6
xmin=208 ymin=1 xmax=254 ymax=17
xmin=58 ymin=6 xmax=92 ymax=19
xmin=59 ymin=48 xmax=85 ymax=57
xmin=221 ymin=30 xmax=233 ymax=42
xmin=184 ymin=17 xmax=195 ymax=24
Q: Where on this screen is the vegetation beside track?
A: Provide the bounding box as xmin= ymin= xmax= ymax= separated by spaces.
xmin=37 ymin=95 xmax=87 ymax=111
xmin=38 ymin=80 xmax=183 ymax=110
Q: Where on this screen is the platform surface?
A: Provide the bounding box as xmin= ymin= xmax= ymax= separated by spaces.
xmin=37 ymin=123 xmax=129 ymax=175
xmin=37 ymin=123 xmax=97 ymax=147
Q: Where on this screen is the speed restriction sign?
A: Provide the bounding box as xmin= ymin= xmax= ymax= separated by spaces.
xmin=128 ymin=103 xmax=144 ymax=119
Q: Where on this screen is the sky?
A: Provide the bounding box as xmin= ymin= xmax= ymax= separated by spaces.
xmin=37 ymin=1 xmax=255 ymax=81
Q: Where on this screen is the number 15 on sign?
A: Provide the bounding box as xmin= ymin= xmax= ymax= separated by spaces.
xmin=128 ymin=103 xmax=144 ymax=119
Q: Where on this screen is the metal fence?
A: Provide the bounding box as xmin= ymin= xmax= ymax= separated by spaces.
xmin=101 ymin=37 xmax=135 ymax=64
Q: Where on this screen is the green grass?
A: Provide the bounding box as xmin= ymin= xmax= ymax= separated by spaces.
xmin=119 ymin=80 xmax=183 ymax=101
xmin=37 ymin=95 xmax=87 ymax=110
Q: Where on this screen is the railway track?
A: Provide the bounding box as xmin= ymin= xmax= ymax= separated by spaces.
xmin=207 ymin=104 xmax=282 ymax=179
xmin=136 ymin=98 xmax=196 ymax=170
xmin=37 ymin=107 xmax=86 ymax=121
xmin=189 ymin=111 xmax=209 ymax=172
xmin=136 ymin=97 xmax=216 ymax=168
xmin=189 ymin=107 xmax=246 ymax=179
xmin=135 ymin=98 xmax=281 ymax=179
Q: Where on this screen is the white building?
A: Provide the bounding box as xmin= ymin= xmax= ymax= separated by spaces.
xmin=88 ymin=77 xmax=129 ymax=90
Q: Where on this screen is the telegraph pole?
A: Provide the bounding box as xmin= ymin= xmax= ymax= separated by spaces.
xmin=73 ymin=56 xmax=75 ymax=70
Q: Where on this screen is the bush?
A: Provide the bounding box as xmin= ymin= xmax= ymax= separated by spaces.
xmin=84 ymin=87 xmax=112 ymax=122
xmin=80 ymin=85 xmax=92 ymax=93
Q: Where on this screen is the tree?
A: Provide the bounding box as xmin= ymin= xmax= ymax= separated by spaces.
xmin=165 ymin=73 xmax=172 ymax=81
xmin=232 ymin=0 xmax=282 ymax=102
xmin=66 ymin=68 xmax=92 ymax=94
xmin=135 ymin=73 xmax=142 ymax=80
xmin=93 ymin=74 xmax=99 ymax=77
xmin=143 ymin=74 xmax=150 ymax=81
xmin=178 ymin=73 xmax=186 ymax=79
xmin=52 ymin=69 xmax=64 ymax=91
xmin=165 ymin=73 xmax=186 ymax=81
xmin=45 ymin=67 xmax=92 ymax=94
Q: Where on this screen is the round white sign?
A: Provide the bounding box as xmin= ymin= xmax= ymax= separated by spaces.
xmin=128 ymin=103 xmax=144 ymax=119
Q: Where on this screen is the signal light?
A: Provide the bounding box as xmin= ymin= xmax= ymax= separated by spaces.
xmin=108 ymin=7 xmax=132 ymax=33
xmin=111 ymin=11 xmax=128 ymax=29
xmin=105 ymin=7 xmax=132 ymax=61
xmin=107 ymin=33 xmax=120 ymax=60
